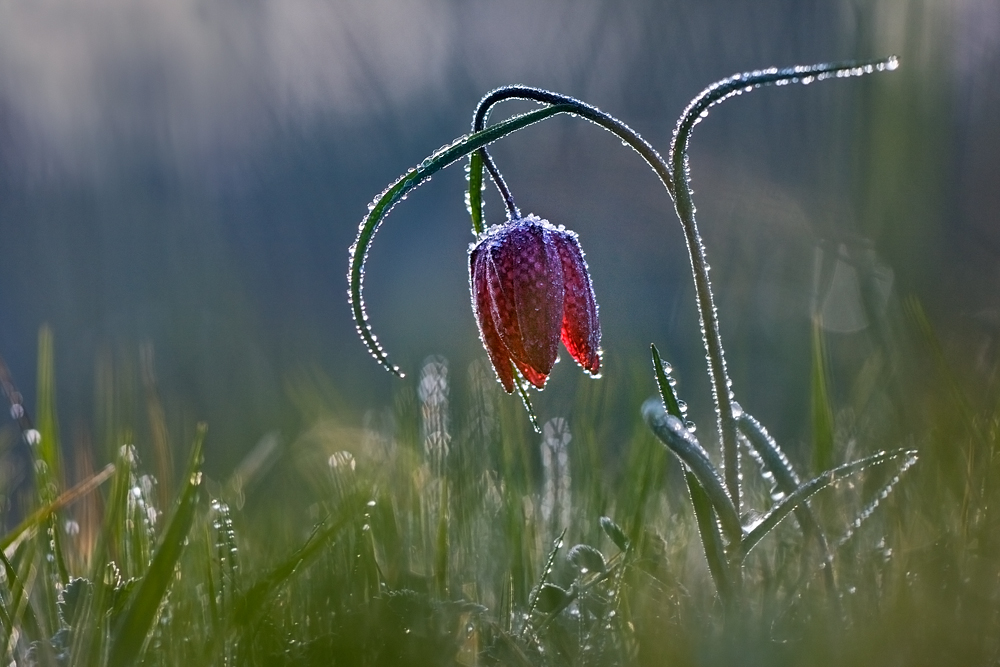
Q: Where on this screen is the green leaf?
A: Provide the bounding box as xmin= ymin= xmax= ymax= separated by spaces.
xmin=686 ymin=471 xmax=731 ymax=602
xmin=736 ymin=448 xmax=918 ymax=563
xmin=650 ymin=344 xmax=684 ymax=421
xmin=57 ymin=577 xmax=93 ymax=628
xmin=599 ymin=516 xmax=628 ymax=553
xmin=34 ymin=326 xmax=70 ymax=586
xmin=643 ymin=401 xmax=742 ymax=543
xmin=350 ymin=103 xmax=573 ymax=378
xmin=468 ymin=150 xmax=485 ymax=235
xmin=108 ymin=424 xmax=206 ymax=667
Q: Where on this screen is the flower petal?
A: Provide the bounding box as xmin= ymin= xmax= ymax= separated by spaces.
xmin=470 ymin=243 xmax=516 ymax=393
xmin=553 ymin=229 xmax=601 ymax=375
xmin=488 ymin=217 xmax=563 ymax=377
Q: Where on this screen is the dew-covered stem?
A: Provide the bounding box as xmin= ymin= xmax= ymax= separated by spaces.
xmin=350 ymin=104 xmax=572 ymax=376
xmin=470 ymin=86 xmax=674 ymax=228
xmin=668 ymin=56 xmax=899 ymax=519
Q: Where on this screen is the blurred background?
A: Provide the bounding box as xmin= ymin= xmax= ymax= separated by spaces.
xmin=0 ymin=0 xmax=997 ymax=477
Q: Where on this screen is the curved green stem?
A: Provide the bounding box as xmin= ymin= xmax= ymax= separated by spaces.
xmin=669 ymin=56 xmax=899 ymax=514
xmin=470 ymin=87 xmax=674 ymax=230
xmin=350 ymin=104 xmax=573 ymax=376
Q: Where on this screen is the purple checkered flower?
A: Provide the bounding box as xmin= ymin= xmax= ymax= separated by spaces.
xmin=469 ymin=215 xmax=601 ymax=393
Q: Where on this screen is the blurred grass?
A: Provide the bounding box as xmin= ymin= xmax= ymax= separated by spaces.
xmin=1 ymin=297 xmax=998 ymax=666
xmin=0 ymin=4 xmax=995 ymax=660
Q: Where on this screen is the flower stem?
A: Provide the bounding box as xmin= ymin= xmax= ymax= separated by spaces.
xmin=471 ymin=86 xmax=674 ymax=213
xmin=472 ymin=56 xmax=898 ymax=531
xmin=668 ymin=55 xmax=899 ymax=520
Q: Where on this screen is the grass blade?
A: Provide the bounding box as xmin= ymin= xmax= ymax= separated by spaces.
xmin=0 ymin=464 xmax=115 ymax=552
xmin=468 ymin=149 xmax=485 ymax=235
xmin=232 ymin=493 xmax=365 ymax=629
xmin=108 ymin=424 xmax=206 ymax=667
xmin=737 ymin=448 xmax=918 ymax=563
xmin=650 ymin=344 xmax=683 ymax=420
xmin=686 ymin=471 xmax=731 ymax=602
xmin=810 ymin=317 xmax=836 ymax=473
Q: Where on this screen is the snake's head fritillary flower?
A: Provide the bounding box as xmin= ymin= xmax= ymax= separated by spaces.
xmin=469 ymin=214 xmax=602 ymax=393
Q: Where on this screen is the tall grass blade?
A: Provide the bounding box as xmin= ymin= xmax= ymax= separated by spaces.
xmin=686 ymin=470 xmax=731 ymax=601
xmin=0 ymin=464 xmax=115 ymax=552
xmin=468 ymin=150 xmax=485 ymax=235
xmin=810 ymin=317 xmax=836 ymax=473
xmin=1 ymin=541 xmax=47 ymax=660
xmin=232 ymin=493 xmax=365 ymax=629
xmin=523 ymin=528 xmax=565 ymax=638
xmin=108 ymin=424 xmax=206 ymax=667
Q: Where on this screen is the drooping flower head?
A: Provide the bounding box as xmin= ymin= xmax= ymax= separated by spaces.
xmin=469 ymin=215 xmax=601 ymax=393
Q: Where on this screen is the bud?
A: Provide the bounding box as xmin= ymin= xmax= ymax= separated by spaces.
xmin=469 ymin=215 xmax=601 ymax=392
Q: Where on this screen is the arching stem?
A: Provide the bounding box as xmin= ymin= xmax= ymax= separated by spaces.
xmin=471 ymin=57 xmax=899 ymax=524
xmin=667 ymin=55 xmax=898 ymax=519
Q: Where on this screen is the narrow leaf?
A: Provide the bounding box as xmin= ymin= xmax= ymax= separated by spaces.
xmin=737 ymin=448 xmax=918 ymax=562
xmin=350 ymin=104 xmax=573 ymax=378
xmin=108 ymin=425 xmax=206 ymax=667
xmin=643 ymin=401 xmax=741 ymax=542
xmin=686 ymin=471 xmax=731 ymax=602
xmin=0 ymin=464 xmax=115 ymax=552
xmin=650 ymin=344 xmax=683 ymax=420
xmin=468 ymin=150 xmax=485 ymax=235
xmin=523 ymin=529 xmax=565 ymax=637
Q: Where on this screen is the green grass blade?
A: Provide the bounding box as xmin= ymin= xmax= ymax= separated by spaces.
xmin=0 ymin=542 xmax=48 ymax=659
xmin=108 ymin=424 xmax=206 ymax=667
xmin=686 ymin=470 xmax=731 ymax=602
xmin=523 ymin=528 xmax=565 ymax=638
xmin=0 ymin=464 xmax=115 ymax=552
xmin=643 ymin=401 xmax=741 ymax=542
xmin=33 ymin=327 xmax=71 ymax=587
xmin=232 ymin=493 xmax=365 ymax=628
xmin=737 ymin=448 xmax=918 ymax=563
xmin=650 ymin=344 xmax=683 ymax=420
xmin=34 ymin=326 xmax=63 ymax=488
xmin=350 ymin=104 xmax=573 ymax=378
xmin=810 ymin=317 xmax=836 ymax=473
xmin=468 ymin=150 xmax=485 ymax=235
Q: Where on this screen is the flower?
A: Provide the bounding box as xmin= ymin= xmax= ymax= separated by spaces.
xmin=469 ymin=214 xmax=601 ymax=393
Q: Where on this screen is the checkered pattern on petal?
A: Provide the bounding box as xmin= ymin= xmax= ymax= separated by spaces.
xmin=470 ymin=243 xmax=515 ymax=392
xmin=552 ymin=230 xmax=601 ymax=375
xmin=487 ymin=217 xmax=563 ymax=377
